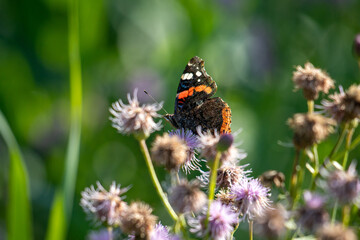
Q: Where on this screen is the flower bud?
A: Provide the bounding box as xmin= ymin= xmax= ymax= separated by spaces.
xmin=217 ymin=134 xmax=234 ymax=152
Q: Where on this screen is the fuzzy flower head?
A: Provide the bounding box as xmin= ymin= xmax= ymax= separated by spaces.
xmin=292 ymin=62 xmax=335 ymax=100
xmin=259 ymin=170 xmax=286 ymax=188
xmin=151 ymin=133 xmax=187 ymax=171
xmin=297 ymin=191 xmax=328 ymax=232
xmin=110 ymin=89 xmax=163 ymax=139
xmin=197 ymin=128 xmax=247 ymax=164
xmin=326 ymin=162 xmax=360 ymax=204
xmin=121 ymin=201 xmax=158 ymax=239
xmin=168 ymin=128 xmax=200 ymax=173
xmin=169 ymin=180 xmax=207 ymax=214
xmin=230 ymin=178 xmax=272 ymax=221
xmin=287 ymin=113 xmax=336 ymax=149
xmin=149 ymin=223 xmax=180 ymax=240
xmin=80 ymin=182 xmax=129 ymax=226
xmin=322 ymin=85 xmax=360 ymax=123
xmin=255 ymin=204 xmax=287 ymax=239
xmin=190 ymin=201 xmax=238 ymax=240
xmin=217 ymin=165 xmax=248 ymax=189
xmin=317 ymin=223 xmax=357 ymax=240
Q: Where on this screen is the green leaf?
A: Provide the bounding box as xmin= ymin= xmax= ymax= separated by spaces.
xmin=0 ymin=110 xmax=33 ymax=240
xmin=46 ymin=191 xmax=66 ymax=240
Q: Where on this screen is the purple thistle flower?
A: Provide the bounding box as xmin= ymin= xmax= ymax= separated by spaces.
xmin=168 ymin=128 xmax=201 ymax=173
xmin=189 ymin=201 xmax=238 ymax=240
xmin=303 ymin=191 xmax=326 ymax=209
xmin=230 ymin=178 xmax=271 ymax=220
xmin=149 ymin=223 xmax=180 ymax=240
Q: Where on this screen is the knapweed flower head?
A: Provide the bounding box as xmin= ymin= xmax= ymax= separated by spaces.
xmin=297 ymin=191 xmax=329 ymax=232
xmin=168 ymin=128 xmax=201 ymax=173
xmin=287 ymin=113 xmax=336 ymax=149
xmin=322 ymin=85 xmax=360 ymax=123
xmin=189 ymin=201 xmax=238 ymax=240
xmin=259 ymin=170 xmax=286 ymax=188
xmin=80 ymin=181 xmax=129 ymax=226
xmin=197 ymin=128 xmax=247 ymax=164
xmin=109 ymin=89 xmax=163 ymax=139
xmin=326 ymin=162 xmax=360 ymax=204
xmin=151 ymin=133 xmax=187 ymax=171
xmin=121 ymin=201 xmax=157 ymax=239
xmin=230 ymin=177 xmax=272 ymax=220
xmin=169 ymin=180 xmax=207 ymax=214
xmin=254 ymin=204 xmax=287 ymax=239
xmin=317 ymin=223 xmax=357 ymax=240
xmin=292 ymin=62 xmax=334 ymax=100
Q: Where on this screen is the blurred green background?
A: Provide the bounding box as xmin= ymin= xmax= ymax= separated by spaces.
xmin=1 ymin=0 xmax=360 ymax=239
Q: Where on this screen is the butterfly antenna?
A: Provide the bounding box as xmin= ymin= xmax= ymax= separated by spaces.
xmin=144 ymin=90 xmax=169 ymax=115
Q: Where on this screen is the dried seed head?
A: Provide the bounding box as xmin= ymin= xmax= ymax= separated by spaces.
xmin=297 ymin=191 xmax=329 ymax=232
xmin=80 ymin=182 xmax=129 ymax=226
xmin=259 ymin=170 xmax=286 ymax=188
xmin=317 ymin=223 xmax=357 ymax=240
xmin=343 ymin=84 xmax=360 ymax=120
xmin=109 ymin=89 xmax=163 ymax=139
xmin=121 ymin=202 xmax=157 ymax=239
xmin=292 ymin=62 xmax=334 ymax=100
xmin=217 ymin=165 xmax=246 ymax=189
xmin=169 ymin=180 xmax=207 ymax=214
xmin=353 ymin=34 xmax=360 ymax=59
xmin=215 ymin=189 xmax=236 ymax=211
xmin=287 ymin=113 xmax=336 ymax=149
xmin=326 ymin=162 xmax=360 ymax=204
xmin=255 ymin=204 xmax=287 ymax=239
xmin=151 ymin=133 xmax=188 ymax=171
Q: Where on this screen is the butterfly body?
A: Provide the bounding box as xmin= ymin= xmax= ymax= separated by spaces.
xmin=165 ymin=56 xmax=231 ymax=134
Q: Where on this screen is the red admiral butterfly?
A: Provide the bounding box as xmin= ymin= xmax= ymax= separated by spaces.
xmin=165 ymin=56 xmax=231 ymax=134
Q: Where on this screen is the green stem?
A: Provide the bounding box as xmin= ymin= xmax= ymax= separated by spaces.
xmin=331 ymin=201 xmax=338 ymax=224
xmin=329 ymin=123 xmax=348 ymax=160
xmin=205 ymin=152 xmax=222 ymax=228
xmin=295 ymin=151 xmax=306 ymax=201
xmin=310 ymin=144 xmax=319 ymax=190
xmin=139 ymin=139 xmax=178 ymax=221
xmin=290 ymin=150 xmax=300 ymax=209
xmin=249 ymin=220 xmax=253 ymax=240
xmin=333 ymin=133 xmax=360 ymax=162
xmin=342 ymin=127 xmax=354 ymax=169
xmin=307 ymin=100 xmax=314 ymax=113
xmin=230 ymin=223 xmax=239 ymax=240
xmin=342 ymin=205 xmax=351 ymax=226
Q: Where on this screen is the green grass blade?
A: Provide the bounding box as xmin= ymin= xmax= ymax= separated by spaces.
xmin=46 ymin=0 xmax=83 ymax=238
xmin=0 ymin=110 xmax=33 ymax=240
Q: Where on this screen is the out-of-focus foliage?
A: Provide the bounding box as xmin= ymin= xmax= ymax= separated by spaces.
xmin=0 ymin=0 xmax=360 ymax=239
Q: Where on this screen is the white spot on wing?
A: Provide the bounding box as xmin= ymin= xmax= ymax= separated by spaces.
xmin=196 ymin=71 xmax=202 ymax=77
xmin=187 ymin=73 xmax=193 ymax=79
xmin=197 ymin=79 xmax=201 ymax=82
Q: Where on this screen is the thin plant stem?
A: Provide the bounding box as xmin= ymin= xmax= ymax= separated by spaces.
xmin=329 ymin=123 xmax=348 ymax=160
xmin=230 ymin=223 xmax=239 ymax=240
xmin=205 ymin=151 xmax=222 ymax=229
xmin=342 ymin=205 xmax=351 ymax=226
xmin=290 ymin=149 xmax=300 ymax=208
xmin=107 ymin=227 xmax=113 ymax=240
xmin=295 ymin=151 xmax=306 ymax=201
xmin=333 ymin=133 xmax=360 ymax=162
xmin=342 ymin=127 xmax=355 ymax=169
xmin=331 ymin=200 xmax=338 ymax=224
xmin=249 ymin=220 xmax=254 ymax=240
xmin=310 ymin=144 xmax=319 ymax=190
xmin=138 ymin=139 xmax=178 ymax=221
xmin=307 ymin=100 xmax=314 ymax=113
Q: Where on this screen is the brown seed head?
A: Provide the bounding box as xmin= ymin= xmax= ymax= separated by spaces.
xmin=169 ymin=180 xmax=207 ymax=213
xmin=259 ymin=170 xmax=286 ymax=188
xmin=255 ymin=204 xmax=287 ymax=239
xmin=293 ymin=62 xmax=334 ymax=100
xmin=217 ymin=165 xmax=245 ymax=189
xmin=151 ymin=133 xmax=188 ymax=171
xmin=344 ymin=84 xmax=360 ymax=120
xmin=215 ymin=189 xmax=237 ymax=211
xmin=287 ymin=113 xmax=336 ymax=149
xmin=121 ymin=201 xmax=157 ymax=239
xmin=317 ymin=224 xmax=357 ymax=240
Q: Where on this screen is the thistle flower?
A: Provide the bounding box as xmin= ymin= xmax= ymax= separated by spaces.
xmin=292 ymin=62 xmax=334 ymax=100
xmin=259 ymin=170 xmax=286 ymax=188
xmin=287 ymin=113 xmax=336 ymax=149
xmin=80 ymin=182 xmax=129 ymax=226
xmin=317 ymin=223 xmax=357 ymax=240
xmin=149 ymin=223 xmax=180 ymax=240
xmin=109 ymin=89 xmax=163 ymax=139
xmin=87 ymin=229 xmax=113 ymax=240
xmin=197 ymin=129 xmax=247 ymax=164
xmin=322 ymin=85 xmax=360 ymax=122
xmin=230 ymin=178 xmax=272 ymax=221
xmin=217 ymin=165 xmax=247 ymax=189
xmin=254 ymin=204 xmax=287 ymax=239
xmin=189 ymin=201 xmax=238 ymax=240
xmin=168 ymin=128 xmax=201 ymax=173
xmin=326 ymin=162 xmax=360 ymax=204
xmin=169 ymin=180 xmax=207 ymax=214
xmin=151 ymin=133 xmax=188 ymax=171
xmin=215 ymin=190 xmax=236 ymax=210
xmin=297 ymin=191 xmax=329 ymax=232
xmin=121 ymin=201 xmax=158 ymax=239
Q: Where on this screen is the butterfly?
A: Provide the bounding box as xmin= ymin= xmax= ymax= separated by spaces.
xmin=164 ymin=56 xmax=231 ymax=135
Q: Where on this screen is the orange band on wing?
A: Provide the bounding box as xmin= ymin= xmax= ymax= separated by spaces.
xmin=220 ymin=105 xmax=232 ymax=134
xmin=178 ymin=90 xmax=189 ymax=100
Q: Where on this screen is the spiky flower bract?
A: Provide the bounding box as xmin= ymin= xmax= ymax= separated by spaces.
xmin=189 ymin=201 xmax=238 ymax=240
xmin=230 ymin=178 xmax=272 ymax=220
xmin=168 ymin=128 xmax=201 ymax=173
xmin=292 ymin=62 xmax=334 ymax=100
xmin=110 ymin=89 xmax=163 ymax=139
